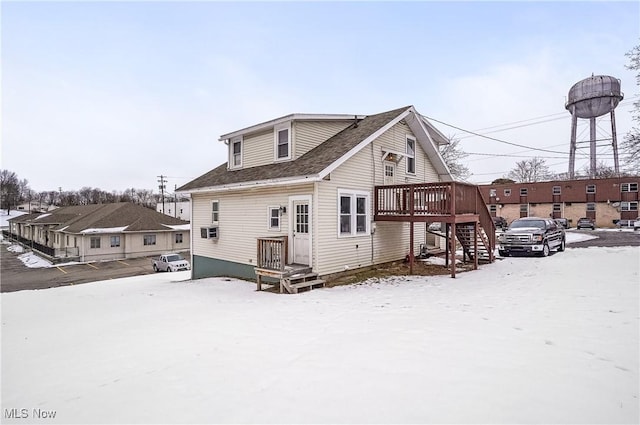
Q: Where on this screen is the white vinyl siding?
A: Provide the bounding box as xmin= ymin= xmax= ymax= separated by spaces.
xmin=294 ymin=121 xmax=353 ymax=159
xmin=239 ymin=129 xmax=273 ymax=169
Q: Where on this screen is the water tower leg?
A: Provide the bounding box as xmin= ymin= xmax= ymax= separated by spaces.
xmin=569 ymin=109 xmax=577 ymax=179
xmin=590 ymin=117 xmax=597 ymax=178
xmin=611 ymin=109 xmax=620 ymax=175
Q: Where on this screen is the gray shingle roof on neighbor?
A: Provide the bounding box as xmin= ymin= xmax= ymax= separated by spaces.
xmin=8 ymin=203 xmax=188 ymax=233
xmin=178 ymin=105 xmax=413 ymax=192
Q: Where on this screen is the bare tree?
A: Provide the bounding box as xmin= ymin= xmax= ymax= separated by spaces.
xmin=0 ymin=170 xmax=20 ymax=213
xmin=578 ymin=161 xmax=617 ymax=179
xmin=507 ymin=157 xmax=551 ymax=182
xmin=622 ymin=42 xmax=640 ymax=172
xmin=440 ymin=137 xmax=471 ymax=180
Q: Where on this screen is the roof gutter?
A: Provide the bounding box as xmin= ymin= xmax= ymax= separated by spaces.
xmin=177 ymin=174 xmax=323 ymax=195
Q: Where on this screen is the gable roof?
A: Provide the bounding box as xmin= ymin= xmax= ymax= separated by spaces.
xmin=178 ymin=105 xmax=452 ymax=193
xmin=8 ymin=203 xmax=189 ymax=234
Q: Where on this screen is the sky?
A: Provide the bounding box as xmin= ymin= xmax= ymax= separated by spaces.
xmin=2 ymin=1 xmax=638 ymax=194
xmin=2 ymin=241 xmax=638 ymax=423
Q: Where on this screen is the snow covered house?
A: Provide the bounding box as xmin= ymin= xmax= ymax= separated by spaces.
xmin=6 ymin=202 xmax=190 ymax=262
xmin=178 ymin=105 xmax=495 ymax=291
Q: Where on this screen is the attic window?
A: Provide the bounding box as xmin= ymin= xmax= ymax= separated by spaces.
xmin=230 ymin=137 xmax=242 ymax=168
xmin=275 ymin=123 xmax=291 ymax=160
xmin=406 ymin=136 xmax=416 ymax=174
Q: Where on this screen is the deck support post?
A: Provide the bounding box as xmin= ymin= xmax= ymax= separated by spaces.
xmin=450 ymin=222 xmax=456 ymax=278
xmin=409 ymin=221 xmax=414 ymax=274
xmin=473 ymin=221 xmax=479 ymax=270
xmin=257 ymin=274 xmax=262 ymax=291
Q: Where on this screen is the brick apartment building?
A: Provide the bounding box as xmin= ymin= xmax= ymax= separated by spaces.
xmin=479 ymin=176 xmax=640 ymax=228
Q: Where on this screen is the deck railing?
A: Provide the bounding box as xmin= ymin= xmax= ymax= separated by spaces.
xmin=256 ymin=236 xmax=288 ymax=271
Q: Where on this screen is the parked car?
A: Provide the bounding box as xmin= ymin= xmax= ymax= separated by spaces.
xmin=576 ymin=217 xmax=596 ymax=230
xmin=635 ymin=217 xmax=640 ymax=231
xmin=152 ymin=253 xmax=191 ymax=272
xmin=553 ymin=218 xmax=569 ymax=229
xmin=492 ymin=216 xmax=508 ymax=230
xmin=615 ymin=219 xmax=635 ymax=229
xmin=428 ymin=222 xmax=442 ymax=232
xmin=497 ymin=217 xmax=565 ymax=257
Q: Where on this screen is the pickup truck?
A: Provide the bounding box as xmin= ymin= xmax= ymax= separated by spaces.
xmin=498 ymin=217 xmax=565 ymax=257
xmin=152 ymin=253 xmax=191 ymax=272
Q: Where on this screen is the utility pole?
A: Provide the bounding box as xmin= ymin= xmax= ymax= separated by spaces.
xmin=157 ymin=175 xmax=167 ymax=214
xmin=174 ymin=184 xmax=178 ymax=218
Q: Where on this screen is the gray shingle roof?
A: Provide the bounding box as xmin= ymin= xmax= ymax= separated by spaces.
xmin=178 ymin=106 xmax=412 ymax=192
xmin=9 ymin=203 xmax=188 ymax=233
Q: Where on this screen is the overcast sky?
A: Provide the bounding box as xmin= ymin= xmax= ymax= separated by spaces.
xmin=2 ymin=1 xmax=638 ymax=194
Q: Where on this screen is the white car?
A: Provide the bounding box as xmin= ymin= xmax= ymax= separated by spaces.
xmin=634 ymin=217 xmax=640 ymax=231
xmin=152 ymin=253 xmax=191 ymax=272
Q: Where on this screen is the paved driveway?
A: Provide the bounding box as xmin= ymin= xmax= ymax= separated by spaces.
xmin=567 ymin=228 xmax=640 ymax=248
xmin=1 ymin=242 xmax=190 ymax=293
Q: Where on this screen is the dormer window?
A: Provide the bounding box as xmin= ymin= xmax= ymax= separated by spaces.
xmin=230 ymin=137 xmax=242 ymax=169
xmin=406 ymin=136 xmax=416 ymax=174
xmin=275 ymin=123 xmax=291 ymax=160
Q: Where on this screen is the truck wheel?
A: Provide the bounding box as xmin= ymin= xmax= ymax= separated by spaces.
xmin=153 ymin=264 xmax=158 ymax=272
xmin=167 ymin=266 xmax=172 ymax=272
xmin=541 ymin=243 xmax=550 ymax=257
xmin=558 ymin=238 xmax=565 ymax=252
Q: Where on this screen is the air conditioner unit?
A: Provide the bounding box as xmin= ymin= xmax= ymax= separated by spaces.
xmin=200 ymin=226 xmax=219 ymax=239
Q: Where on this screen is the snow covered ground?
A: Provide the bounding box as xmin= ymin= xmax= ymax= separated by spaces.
xmin=2 ymin=245 xmax=638 ymax=424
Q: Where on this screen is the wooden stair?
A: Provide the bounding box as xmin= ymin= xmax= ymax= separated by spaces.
xmin=281 ymin=272 xmax=325 ymax=294
xmin=455 ymin=223 xmax=493 ymax=263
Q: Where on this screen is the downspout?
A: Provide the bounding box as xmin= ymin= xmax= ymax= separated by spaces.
xmin=371 ymin=142 xmax=375 ymax=264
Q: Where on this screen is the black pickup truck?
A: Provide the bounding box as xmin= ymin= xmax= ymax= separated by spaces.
xmin=498 ymin=217 xmax=565 ymax=257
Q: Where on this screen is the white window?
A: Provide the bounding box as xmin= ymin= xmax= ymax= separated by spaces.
xmin=621 ymin=183 xmax=638 ymax=192
xmin=553 ymin=186 xmax=561 ymax=195
xmin=268 ymin=206 xmax=281 ymax=231
xmin=489 ymin=205 xmax=497 ymax=214
xmin=586 ymin=184 xmax=596 ymax=194
xmin=504 ymin=189 xmax=511 ymax=197
xmin=489 ymin=189 xmax=497 ymax=197
xmin=406 ymin=136 xmax=416 ymax=174
xmin=553 ymin=204 xmax=561 ymax=213
xmin=338 ymin=190 xmax=370 ymax=237
xmin=275 ymin=123 xmax=291 ymax=160
xmin=230 ymin=137 xmax=242 ymax=168
xmin=212 ymin=200 xmax=219 ymax=223
xmin=175 ymin=233 xmax=183 ymax=244
xmin=621 ymin=201 xmax=638 ymax=211
xmin=586 ymin=203 xmax=596 ymax=212
xmin=90 ymin=237 xmax=101 ymax=249
xmin=110 ymin=236 xmax=120 ymax=247
xmin=520 ymin=188 xmax=528 ymax=196
xmin=143 ymin=235 xmax=156 ymax=246
xmin=200 ymin=227 xmax=218 ymax=239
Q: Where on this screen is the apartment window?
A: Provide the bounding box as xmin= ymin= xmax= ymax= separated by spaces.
xmin=621 ymin=201 xmax=638 ymax=211
xmin=586 ymin=203 xmax=596 ymax=212
xmin=520 ymin=204 xmax=528 ymax=214
xmin=586 ymin=184 xmax=596 ymax=194
xmin=621 ymin=183 xmax=638 ymax=192
xmin=110 ymin=236 xmax=120 ymax=247
xmin=553 ymin=204 xmax=561 ymax=213
xmin=212 ymin=200 xmax=219 ymax=223
xmin=489 ymin=205 xmax=497 ymax=214
xmin=504 ymin=189 xmax=511 ymax=197
xmin=275 ymin=123 xmax=291 ymax=160
xmin=268 ymin=207 xmax=280 ymax=231
xmin=175 ymin=233 xmax=183 ymax=244
xmin=520 ymin=188 xmax=528 ymax=196
xmin=90 ymin=237 xmax=101 ymax=249
xmin=338 ymin=190 xmax=370 ymax=237
xmin=552 ymin=186 xmax=561 ymax=195
xmin=143 ymin=235 xmax=156 ymax=246
xmin=489 ymin=189 xmax=497 ymax=197
xmin=406 ymin=136 xmax=416 ymax=174
xmin=231 ymin=137 xmax=242 ymax=168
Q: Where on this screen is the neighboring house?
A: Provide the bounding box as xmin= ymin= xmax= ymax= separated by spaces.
xmin=6 ymin=202 xmax=190 ymax=262
xmin=156 ymin=201 xmax=191 ymax=221
xmin=178 ymin=105 xmax=495 ymax=289
xmin=479 ymin=176 xmax=640 ymax=228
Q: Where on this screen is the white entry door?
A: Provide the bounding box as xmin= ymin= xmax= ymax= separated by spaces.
xmin=292 ymin=200 xmax=310 ymax=265
xmin=384 ymin=162 xmax=396 ymax=185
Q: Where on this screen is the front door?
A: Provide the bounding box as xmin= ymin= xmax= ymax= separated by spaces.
xmin=384 ymin=162 xmax=396 ymax=185
xmin=292 ymin=200 xmax=310 ymax=265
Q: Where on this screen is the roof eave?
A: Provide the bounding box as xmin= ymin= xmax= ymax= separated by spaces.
xmin=177 ymin=174 xmax=323 ymax=194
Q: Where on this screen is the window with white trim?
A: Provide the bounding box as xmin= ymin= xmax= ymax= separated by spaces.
xmin=110 ymin=235 xmax=120 ymax=247
xmin=621 ymin=183 xmax=638 ymax=192
xmin=586 ymin=184 xmax=596 ymax=194
xmin=406 ymin=136 xmax=416 ymax=174
xmin=338 ymin=190 xmax=370 ymax=237
xmin=553 ymin=204 xmax=561 ymax=213
xmin=175 ymin=233 xmax=183 ymax=244
xmin=586 ymin=203 xmax=596 ymax=212
xmin=90 ymin=237 xmax=101 ymax=249
xmin=268 ymin=206 xmax=281 ymax=231
xmin=489 ymin=205 xmax=497 ymax=214
xmin=520 ymin=188 xmax=528 ymax=196
xmin=504 ymin=189 xmax=511 ymax=197
xmin=519 ymin=204 xmax=528 ymax=214
xmin=275 ymin=123 xmax=291 ymax=160
xmin=489 ymin=189 xmax=497 ymax=197
xmin=143 ymin=235 xmax=156 ymax=246
xmin=621 ymin=201 xmax=638 ymax=211
xmin=212 ymin=200 xmax=219 ymax=223
xmin=552 ymin=186 xmax=561 ymax=195
xmin=230 ymin=137 xmax=242 ymax=168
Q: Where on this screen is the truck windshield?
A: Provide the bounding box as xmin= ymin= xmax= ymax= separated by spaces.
xmin=166 ymin=255 xmax=183 ymax=262
xmin=510 ymin=220 xmax=545 ymax=229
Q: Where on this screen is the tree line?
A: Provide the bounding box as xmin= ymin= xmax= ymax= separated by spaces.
xmin=0 ymin=170 xmax=186 ymax=214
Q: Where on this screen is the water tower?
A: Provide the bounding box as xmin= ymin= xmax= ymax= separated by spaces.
xmin=565 ymin=74 xmax=623 ymax=178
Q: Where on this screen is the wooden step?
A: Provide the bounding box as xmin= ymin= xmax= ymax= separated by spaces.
xmin=284 ymin=272 xmax=319 ymax=284
xmin=290 ymin=279 xmax=325 ymax=294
